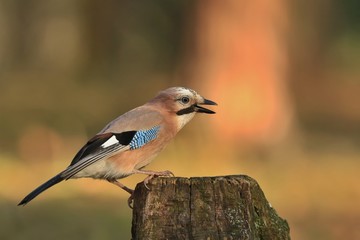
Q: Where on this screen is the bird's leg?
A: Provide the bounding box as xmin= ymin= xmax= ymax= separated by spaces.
xmin=107 ymin=179 xmax=134 ymax=208
xmin=132 ymin=169 xmax=175 ymax=190
xmin=107 ymin=179 xmax=133 ymax=194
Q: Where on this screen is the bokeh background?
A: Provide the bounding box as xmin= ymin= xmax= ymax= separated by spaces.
xmin=1 ymin=0 xmax=359 ymax=239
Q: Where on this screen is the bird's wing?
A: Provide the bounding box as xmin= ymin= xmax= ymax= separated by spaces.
xmin=61 ymin=126 xmax=161 ymax=179
xmin=61 ymin=131 xmax=136 ymax=179
xmin=61 ymin=106 xmax=164 ymax=179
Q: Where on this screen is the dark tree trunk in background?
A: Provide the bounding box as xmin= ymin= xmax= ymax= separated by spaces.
xmin=132 ymin=175 xmax=290 ymax=240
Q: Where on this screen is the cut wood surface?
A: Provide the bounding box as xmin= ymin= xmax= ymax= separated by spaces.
xmin=132 ymin=175 xmax=290 ymax=240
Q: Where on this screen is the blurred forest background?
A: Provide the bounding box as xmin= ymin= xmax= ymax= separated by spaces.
xmin=0 ymin=0 xmax=359 ymax=239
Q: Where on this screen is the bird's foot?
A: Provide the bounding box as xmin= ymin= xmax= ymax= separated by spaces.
xmin=133 ymin=169 xmax=175 ymax=190
xmin=127 ymin=192 xmax=134 ymax=209
xmin=142 ymin=170 xmax=175 ymax=190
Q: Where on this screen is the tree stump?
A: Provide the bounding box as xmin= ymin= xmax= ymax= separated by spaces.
xmin=131 ymin=175 xmax=290 ymax=240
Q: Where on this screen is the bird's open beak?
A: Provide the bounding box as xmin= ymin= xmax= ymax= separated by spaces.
xmin=195 ymin=98 xmax=217 ymax=114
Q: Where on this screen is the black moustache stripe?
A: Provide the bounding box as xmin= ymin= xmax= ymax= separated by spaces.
xmin=176 ymin=105 xmax=195 ymax=115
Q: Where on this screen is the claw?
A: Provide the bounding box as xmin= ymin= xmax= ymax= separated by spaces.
xmin=128 ymin=193 xmax=134 ymax=209
xmin=143 ymin=175 xmax=154 ymax=190
xmin=141 ymin=170 xmax=175 ymax=190
xmin=165 ymin=170 xmax=175 ymax=177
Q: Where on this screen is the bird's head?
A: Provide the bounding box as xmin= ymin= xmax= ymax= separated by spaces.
xmin=150 ymin=87 xmax=217 ymax=130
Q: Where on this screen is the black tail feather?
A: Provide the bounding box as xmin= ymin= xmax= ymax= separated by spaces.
xmin=18 ymin=173 xmax=64 ymax=206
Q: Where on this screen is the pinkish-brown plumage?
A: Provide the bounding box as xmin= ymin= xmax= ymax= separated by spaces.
xmin=18 ymin=87 xmax=217 ymax=206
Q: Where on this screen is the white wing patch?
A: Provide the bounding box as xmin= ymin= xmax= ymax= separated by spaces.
xmin=101 ymin=135 xmax=119 ymax=148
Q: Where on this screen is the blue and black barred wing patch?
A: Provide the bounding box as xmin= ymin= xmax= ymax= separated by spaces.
xmin=129 ymin=126 xmax=160 ymax=150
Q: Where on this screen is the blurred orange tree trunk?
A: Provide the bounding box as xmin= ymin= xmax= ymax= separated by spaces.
xmin=188 ymin=0 xmax=292 ymax=147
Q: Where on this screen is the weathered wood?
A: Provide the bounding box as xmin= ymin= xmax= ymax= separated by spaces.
xmin=131 ymin=175 xmax=290 ymax=240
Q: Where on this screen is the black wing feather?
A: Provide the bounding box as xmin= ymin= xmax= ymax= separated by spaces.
xmin=70 ymin=133 xmax=113 ymax=166
xmin=115 ymin=131 xmax=137 ymax=145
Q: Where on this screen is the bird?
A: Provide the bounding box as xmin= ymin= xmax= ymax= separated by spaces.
xmin=18 ymin=87 xmax=217 ymax=206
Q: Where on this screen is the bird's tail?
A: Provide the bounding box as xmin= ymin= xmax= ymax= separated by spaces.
xmin=18 ymin=173 xmax=64 ymax=206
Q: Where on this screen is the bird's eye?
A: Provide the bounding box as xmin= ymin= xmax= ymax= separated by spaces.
xmin=180 ymin=96 xmax=190 ymax=104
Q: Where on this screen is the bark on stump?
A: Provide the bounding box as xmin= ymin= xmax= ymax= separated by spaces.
xmin=132 ymin=175 xmax=290 ymax=240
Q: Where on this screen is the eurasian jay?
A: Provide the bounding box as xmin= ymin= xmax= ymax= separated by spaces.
xmin=18 ymin=87 xmax=217 ymax=206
